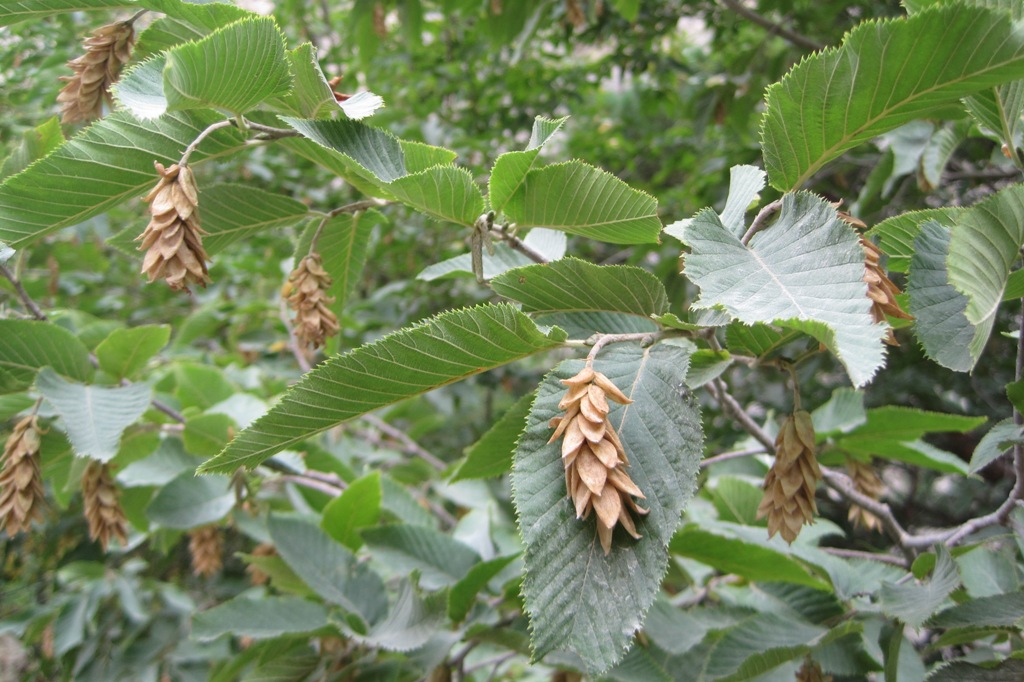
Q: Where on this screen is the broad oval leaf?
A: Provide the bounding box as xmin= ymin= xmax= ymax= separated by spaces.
xmin=0 ymin=0 xmax=130 ymax=26
xmin=514 ymin=343 xmax=703 ymax=673
xmin=191 ymin=596 xmax=329 ymax=642
xmin=489 ymin=115 xmax=568 ymax=215
xmin=283 ymin=116 xmax=406 ymax=185
xmin=0 ymin=320 xmax=93 ymax=393
xmin=761 ymin=3 xmax=1024 ymax=190
xmin=95 ymin=324 xmax=170 ymax=380
xmin=491 ymin=258 xmax=669 ymax=318
xmin=321 ymin=470 xmax=381 ymax=551
xmin=678 ymin=192 xmax=886 ymax=387
xmin=870 ymin=207 xmax=962 ymax=273
xmin=145 ymin=471 xmax=233 ymax=528
xmin=0 ymin=110 xmax=248 ymax=248
xmin=199 ymin=304 xmax=567 ymax=473
xmin=36 ymin=368 xmax=152 ymax=462
xmin=387 ymin=165 xmax=485 ymax=227
xmin=503 ymin=161 xmax=661 ymax=245
xmin=880 ymin=548 xmax=961 ymax=628
xmin=361 ymin=524 xmax=481 ymax=589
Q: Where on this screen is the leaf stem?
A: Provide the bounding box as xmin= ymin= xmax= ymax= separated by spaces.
xmin=740 ymin=199 xmax=782 ymax=245
xmin=180 ymin=119 xmax=237 ymax=166
xmin=490 ymin=225 xmax=549 ymax=264
xmin=584 ymin=329 xmax=683 ymax=362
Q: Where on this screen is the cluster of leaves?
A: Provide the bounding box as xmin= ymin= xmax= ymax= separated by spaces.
xmin=3 ymin=1 xmax=1024 ymax=681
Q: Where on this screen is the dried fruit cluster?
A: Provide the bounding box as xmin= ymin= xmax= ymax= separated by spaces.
xmin=548 ymin=364 xmax=647 ymax=555
xmin=57 ymin=21 xmax=135 ymax=124
xmin=757 ymin=411 xmax=821 ymax=543
xmin=189 ymin=525 xmax=224 ymax=577
xmin=0 ymin=415 xmax=46 ymax=536
xmin=82 ymin=461 xmax=129 ymax=551
xmin=846 ymin=457 xmax=884 ymax=531
xmin=137 ymin=162 xmax=211 ymax=291
xmin=286 ymin=253 xmax=340 ymax=349
xmin=861 ymin=236 xmax=912 ymax=345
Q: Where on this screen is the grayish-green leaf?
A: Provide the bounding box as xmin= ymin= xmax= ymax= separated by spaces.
xmin=761 ymin=4 xmax=1024 ymax=189
xmin=417 ymin=228 xmax=566 ymax=282
xmin=36 ymin=368 xmax=151 ymax=462
xmin=0 ymin=110 xmax=248 ymax=248
xmin=870 ymin=207 xmax=962 ymax=273
xmin=964 ymin=80 xmax=1024 ymax=149
xmin=812 ymin=388 xmax=867 ymax=436
xmin=191 ymin=596 xmax=329 ymax=642
xmin=970 ymin=418 xmax=1024 ymax=473
xmin=492 ymin=258 xmax=669 ymax=318
xmin=502 ymin=161 xmax=661 ymax=244
xmin=200 ymin=304 xmax=567 ymax=473
xmin=95 ymin=325 xmax=170 ymax=380
xmin=666 ymin=164 xmax=767 ymax=243
xmin=515 ymin=344 xmax=703 ymax=672
xmin=452 ymin=392 xmax=533 ymax=482
xmin=358 ymin=580 xmax=446 ymax=652
xmin=362 ymin=524 xmax=481 ymax=590
xmin=0 ymin=320 xmax=93 ymax=393
xmin=928 ymin=591 xmax=1024 ymax=629
xmin=145 ymin=471 xmax=233 ymax=528
xmin=880 ymin=548 xmax=960 ymax=628
xmin=678 ymin=192 xmax=885 ymax=387
xmin=926 ymin=659 xmax=1024 ymax=682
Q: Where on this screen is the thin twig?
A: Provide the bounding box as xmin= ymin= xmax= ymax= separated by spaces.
xmin=180 ymin=119 xmax=236 ymax=166
xmin=0 ymin=262 xmax=47 ymax=320
xmin=363 ymin=414 xmax=447 ymax=471
xmin=821 ymin=468 xmax=915 ymax=564
xmin=490 ymin=227 xmax=549 ymax=264
xmin=700 ymin=446 xmax=766 ymax=467
xmin=719 ymin=0 xmax=824 ymax=52
xmin=705 ymin=379 xmax=777 ymax=453
xmin=278 ymin=474 xmax=344 ymax=498
xmin=326 ymin=198 xmax=391 ymax=218
xmin=740 ymin=199 xmax=783 ymax=245
xmin=821 ymin=547 xmax=907 ymax=567
xmin=243 ymin=120 xmax=304 ymax=140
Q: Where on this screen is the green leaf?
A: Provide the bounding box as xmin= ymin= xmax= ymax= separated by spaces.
xmin=447 ymin=554 xmax=519 ymax=623
xmin=880 ymin=548 xmax=961 ymax=628
xmin=294 ymin=210 xmax=380 ymax=315
xmin=236 ymin=553 xmax=314 ymax=597
xmin=515 ymin=344 xmax=703 ymax=673
xmin=321 ymin=471 xmax=381 ymax=551
xmin=191 ymin=596 xmax=329 ymax=642
xmin=386 ymin=165 xmax=485 ymax=226
xmin=361 ymin=524 xmax=481 ymax=590
xmin=189 ymin=184 xmax=309 ymax=256
xmin=927 ymin=660 xmax=1024 ymax=682
xmin=357 ymin=579 xmax=446 ymax=652
xmin=452 ymin=392 xmax=533 ymax=482
xmin=502 ymin=161 xmax=661 ymax=244
xmin=928 ymin=591 xmax=1024 ymax=629
xmin=174 ymin=363 xmax=234 ymax=410
xmin=117 ymin=438 xmax=201 ymax=487
xmin=267 ymin=43 xmax=339 ymax=119
xmin=947 ymin=185 xmax=1024 ymax=345
xmin=0 ymin=0 xmax=130 ymax=26
xmin=1007 ymin=380 xmax=1024 ymax=413
xmin=965 ymin=80 xmax=1024 ymax=147
xmin=703 ymin=475 xmax=765 ymax=525
xmin=0 ymin=320 xmax=93 ymax=393
xmin=920 ymin=119 xmax=971 ymax=191
xmin=145 ymin=471 xmax=233 ymax=528
xmin=0 ymin=116 xmax=64 ymax=181
xmin=812 ymin=388 xmax=867 ymax=436
xmin=723 ymin=323 xmax=802 ymax=359
xmin=761 ymin=3 xmax=1024 ymax=189
xmin=609 ymin=0 xmax=639 ymax=21
xmin=492 ymin=258 xmax=669 ymax=319
xmin=0 ymin=110 xmax=248 ymax=248
xmin=678 ymin=192 xmax=885 ymax=387
xmin=488 ymin=115 xmax=568 ymax=215
xmin=158 ymin=17 xmax=290 ymax=115
xmin=183 ymin=413 xmax=235 ymax=458
xmin=36 ymin=368 xmax=151 ymax=462
xmin=94 ymin=325 xmax=170 ymax=380
xmin=970 ymin=418 xmax=1024 ymax=473
xmin=870 ymin=207 xmax=962 ymax=273
xmin=200 ymin=304 xmax=567 ymax=473
xmin=133 ymin=0 xmax=254 ymax=59
xmin=685 ymin=349 xmax=733 ymax=388
xmin=907 ymin=221 xmax=976 ymax=371
xmin=666 ymin=165 xmax=767 ymax=242
xmin=268 ymin=515 xmax=387 ymax=627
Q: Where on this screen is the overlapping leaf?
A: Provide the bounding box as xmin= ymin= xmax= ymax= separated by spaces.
xmin=191 ymin=596 xmax=329 ymax=642
xmin=0 ymin=110 xmax=248 ymax=248
xmin=676 ymin=192 xmax=886 ymax=387
xmin=489 ymin=115 xmax=568 ymax=215
xmin=870 ymin=207 xmax=962 ymax=272
xmin=514 ymin=344 xmax=702 ymax=673
xmin=199 ymin=304 xmax=566 ymax=473
xmin=0 ymin=320 xmax=93 ymax=393
xmin=761 ymin=3 xmax=1024 ymax=190
xmin=145 ymin=471 xmax=233 ymax=528
xmin=881 ymin=549 xmax=961 ymax=628
xmin=0 ymin=0 xmax=130 ymax=26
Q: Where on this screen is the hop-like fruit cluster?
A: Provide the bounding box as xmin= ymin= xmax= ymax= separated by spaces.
xmin=137 ymin=162 xmax=211 ymax=291
xmin=82 ymin=461 xmax=128 ymax=551
xmin=0 ymin=415 xmax=46 ymax=536
xmin=189 ymin=525 xmax=223 ymax=577
xmin=57 ymin=21 xmax=135 ymax=124
xmin=757 ymin=411 xmax=821 ymax=544
xmin=548 ymin=364 xmax=647 ymax=555
xmin=246 ymin=542 xmax=277 ymax=585
xmin=861 ymin=236 xmax=912 ymax=345
xmin=286 ymin=253 xmax=340 ymax=350
xmin=846 ymin=456 xmax=884 ymax=531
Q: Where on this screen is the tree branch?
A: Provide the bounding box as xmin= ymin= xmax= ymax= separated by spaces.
xmin=0 ymin=261 xmax=48 ymax=320
xmin=489 ymin=227 xmax=549 ymax=264
xmin=362 ymin=414 xmax=447 ymax=471
xmin=719 ymin=0 xmax=824 ymax=52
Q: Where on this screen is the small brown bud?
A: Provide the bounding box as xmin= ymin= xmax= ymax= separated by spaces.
xmin=846 ymin=457 xmax=884 ymax=531
xmin=136 ymin=161 xmax=211 ymax=291
xmin=549 ymin=363 xmax=646 ymax=555
xmin=189 ymin=525 xmax=223 ymax=577
xmin=757 ymin=411 xmax=820 ymax=544
xmin=81 ymin=461 xmax=128 ymax=551
xmin=0 ymin=415 xmax=46 ymax=537
xmin=57 ymin=21 xmax=135 ymax=124
xmin=286 ymin=252 xmax=340 ymax=350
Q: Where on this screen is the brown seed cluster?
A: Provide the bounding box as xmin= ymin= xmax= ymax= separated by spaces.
xmin=846 ymin=457 xmax=884 ymax=532
xmin=286 ymin=253 xmax=340 ymax=350
xmin=189 ymin=525 xmax=223 ymax=577
xmin=548 ymin=364 xmax=647 ymax=555
xmin=0 ymin=416 xmax=46 ymax=536
xmin=82 ymin=461 xmax=128 ymax=551
xmin=757 ymin=411 xmax=821 ymax=544
xmin=861 ymin=236 xmax=912 ymax=345
xmin=137 ymin=162 xmax=211 ymax=291
xmin=246 ymin=542 xmax=277 ymax=585
xmin=57 ymin=21 xmax=135 ymax=124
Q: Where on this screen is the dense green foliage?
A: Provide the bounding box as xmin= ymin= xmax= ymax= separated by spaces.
xmin=2 ymin=1 xmax=1024 ymax=681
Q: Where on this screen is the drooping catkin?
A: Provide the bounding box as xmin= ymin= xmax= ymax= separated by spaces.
xmin=285 ymin=253 xmax=340 ymax=350
xmin=57 ymin=21 xmax=135 ymax=124
xmin=137 ymin=161 xmax=211 ymax=291
xmin=0 ymin=416 xmax=46 ymax=536
xmin=188 ymin=525 xmax=223 ymax=577
xmin=757 ymin=411 xmax=820 ymax=544
xmin=548 ymin=364 xmax=647 ymax=555
xmin=81 ymin=461 xmax=128 ymax=551
xmin=246 ymin=542 xmax=277 ymax=585
xmin=846 ymin=456 xmax=884 ymax=532
xmin=861 ymin=236 xmax=912 ymax=345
